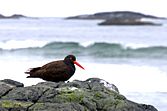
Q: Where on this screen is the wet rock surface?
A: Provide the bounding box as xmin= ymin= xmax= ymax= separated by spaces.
xmin=0 ymin=78 xmax=158 ymax=111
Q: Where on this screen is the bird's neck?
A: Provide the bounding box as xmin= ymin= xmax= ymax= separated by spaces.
xmin=63 ymin=60 xmax=75 ymax=71
xmin=63 ymin=60 xmax=75 ymax=77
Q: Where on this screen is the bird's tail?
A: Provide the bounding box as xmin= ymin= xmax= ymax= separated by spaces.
xmin=25 ymin=67 xmax=41 ymax=78
xmin=26 ymin=75 xmax=39 ymax=78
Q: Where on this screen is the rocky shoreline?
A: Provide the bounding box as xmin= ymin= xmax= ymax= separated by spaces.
xmin=98 ymin=18 xmax=161 ymax=26
xmin=66 ymin=11 xmax=165 ymax=26
xmin=0 ymin=78 xmax=157 ymax=111
xmin=0 ymin=14 xmax=28 ymax=19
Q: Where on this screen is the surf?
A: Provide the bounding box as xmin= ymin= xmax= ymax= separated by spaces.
xmin=1 ymin=41 xmax=167 ymax=59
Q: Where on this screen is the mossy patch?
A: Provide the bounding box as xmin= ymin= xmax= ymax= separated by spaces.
xmin=55 ymin=87 xmax=85 ymax=103
xmin=106 ymin=89 xmax=126 ymax=100
xmin=30 ymin=103 xmax=44 ymax=110
xmin=93 ymin=91 xmax=106 ymax=100
xmin=102 ymin=98 xmax=128 ymax=110
xmin=0 ymin=100 xmax=32 ymax=108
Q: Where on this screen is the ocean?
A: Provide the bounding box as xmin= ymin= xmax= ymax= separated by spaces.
xmin=0 ymin=18 xmax=167 ymax=110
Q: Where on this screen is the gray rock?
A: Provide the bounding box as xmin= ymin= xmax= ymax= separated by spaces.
xmin=29 ymin=102 xmax=86 ymax=111
xmin=0 ymin=83 xmax=13 ymax=98
xmin=66 ymin=11 xmax=165 ymax=26
xmin=66 ymin=11 xmax=166 ymax=20
xmin=98 ymin=18 xmax=162 ymax=26
xmin=0 ymin=14 xmax=27 ymax=19
xmin=0 ymin=79 xmax=23 ymax=98
xmin=2 ymin=86 xmax=49 ymax=102
xmin=0 ymin=100 xmax=32 ymax=111
xmin=86 ymin=78 xmax=119 ymax=93
xmin=0 ymin=78 xmax=158 ymax=111
xmin=1 ymin=79 xmax=24 ymax=87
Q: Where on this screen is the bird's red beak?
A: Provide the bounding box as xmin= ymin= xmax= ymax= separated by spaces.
xmin=74 ymin=61 xmax=85 ymax=70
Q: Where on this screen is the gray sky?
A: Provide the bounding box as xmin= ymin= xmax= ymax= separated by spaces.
xmin=0 ymin=0 xmax=166 ymax=17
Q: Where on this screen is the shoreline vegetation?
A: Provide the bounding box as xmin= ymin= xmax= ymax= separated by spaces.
xmin=0 ymin=78 xmax=158 ymax=111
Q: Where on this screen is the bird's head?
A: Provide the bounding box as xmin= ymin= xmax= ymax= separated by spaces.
xmin=64 ymin=55 xmax=85 ymax=70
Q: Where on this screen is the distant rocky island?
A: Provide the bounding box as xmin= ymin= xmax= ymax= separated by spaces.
xmin=66 ymin=11 xmax=165 ymax=26
xmin=0 ymin=14 xmax=28 ymax=19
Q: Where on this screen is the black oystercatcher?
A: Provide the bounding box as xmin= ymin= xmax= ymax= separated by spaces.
xmin=25 ymin=55 xmax=85 ymax=82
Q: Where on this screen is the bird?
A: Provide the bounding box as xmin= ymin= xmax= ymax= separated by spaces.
xmin=25 ymin=55 xmax=85 ymax=82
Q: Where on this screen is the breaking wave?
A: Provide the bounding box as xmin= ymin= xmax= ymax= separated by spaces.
xmin=1 ymin=41 xmax=167 ymax=59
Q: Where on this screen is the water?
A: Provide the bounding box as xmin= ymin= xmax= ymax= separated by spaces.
xmin=0 ymin=18 xmax=167 ymax=110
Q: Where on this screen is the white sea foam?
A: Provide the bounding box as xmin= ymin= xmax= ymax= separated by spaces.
xmin=79 ymin=41 xmax=95 ymax=47
xmin=0 ymin=40 xmax=48 ymax=50
xmin=69 ymin=62 xmax=167 ymax=93
xmin=123 ymin=43 xmax=150 ymax=49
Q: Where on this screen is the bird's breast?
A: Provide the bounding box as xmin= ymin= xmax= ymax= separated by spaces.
xmin=66 ymin=65 xmax=75 ymax=75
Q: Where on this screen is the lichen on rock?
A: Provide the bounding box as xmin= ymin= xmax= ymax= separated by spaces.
xmin=0 ymin=78 xmax=158 ymax=111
